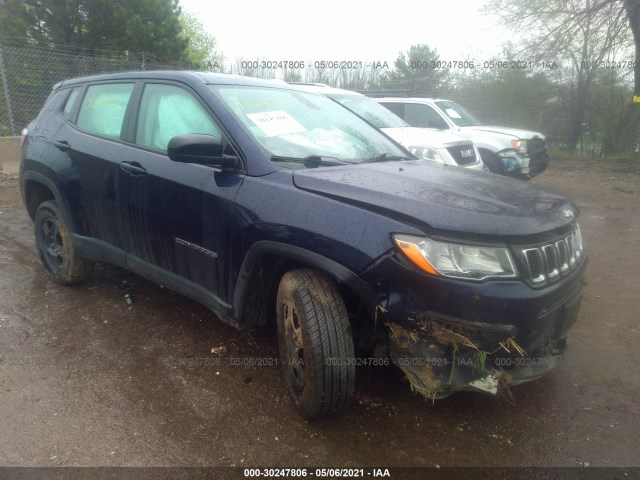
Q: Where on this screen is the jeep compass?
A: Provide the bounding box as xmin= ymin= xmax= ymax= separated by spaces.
xmin=20 ymin=71 xmax=586 ymax=418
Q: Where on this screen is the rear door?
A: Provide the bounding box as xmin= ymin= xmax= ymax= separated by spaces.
xmin=117 ymin=81 xmax=245 ymax=302
xmin=60 ymin=81 xmax=137 ymax=258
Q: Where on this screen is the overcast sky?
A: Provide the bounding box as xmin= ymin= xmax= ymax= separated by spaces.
xmin=179 ymin=0 xmax=512 ymax=66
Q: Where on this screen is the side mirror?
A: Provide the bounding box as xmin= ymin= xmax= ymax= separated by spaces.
xmin=167 ymin=134 xmax=239 ymax=168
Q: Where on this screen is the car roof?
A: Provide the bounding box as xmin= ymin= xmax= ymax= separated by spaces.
xmin=53 ymin=71 xmax=318 ymax=91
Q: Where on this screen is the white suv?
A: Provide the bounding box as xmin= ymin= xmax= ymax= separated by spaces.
xmin=376 ymin=97 xmax=549 ymax=179
xmin=290 ymin=84 xmax=485 ymax=171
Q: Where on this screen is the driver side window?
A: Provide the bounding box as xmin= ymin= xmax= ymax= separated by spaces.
xmin=136 ymin=83 xmax=222 ymax=151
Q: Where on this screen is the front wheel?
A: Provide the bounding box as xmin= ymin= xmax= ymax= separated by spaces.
xmin=34 ymin=200 xmax=93 ymax=284
xmin=276 ymin=269 xmax=355 ymax=419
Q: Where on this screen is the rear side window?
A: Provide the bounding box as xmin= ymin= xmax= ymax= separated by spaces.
xmin=63 ymin=87 xmax=82 ymax=120
xmin=136 ymin=83 xmax=221 ymax=151
xmin=76 ymin=83 xmax=134 ymax=138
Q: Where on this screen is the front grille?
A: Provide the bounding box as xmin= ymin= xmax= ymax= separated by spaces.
xmin=519 ymin=225 xmax=584 ymax=286
xmin=527 ymin=137 xmax=546 ymax=161
xmin=446 ymin=144 xmax=478 ymax=166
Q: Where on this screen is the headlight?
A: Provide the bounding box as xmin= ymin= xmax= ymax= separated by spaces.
xmin=393 ymin=234 xmax=517 ymax=281
xmin=511 ymin=139 xmax=528 ymax=155
xmin=408 ymin=145 xmax=445 ymax=163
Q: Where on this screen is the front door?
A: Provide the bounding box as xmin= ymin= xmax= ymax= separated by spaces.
xmin=117 ymin=82 xmax=244 ymax=302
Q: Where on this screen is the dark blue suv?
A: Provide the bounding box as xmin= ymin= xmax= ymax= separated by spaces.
xmin=20 ymin=71 xmax=587 ymax=418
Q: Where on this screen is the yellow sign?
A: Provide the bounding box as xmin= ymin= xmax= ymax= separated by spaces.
xmin=633 ymin=95 xmax=640 ymax=103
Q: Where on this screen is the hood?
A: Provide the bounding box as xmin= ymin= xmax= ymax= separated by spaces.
xmin=292 ymin=161 xmax=576 ymax=237
xmin=381 ymin=127 xmax=469 ymax=148
xmin=461 ymin=125 xmax=545 ymax=140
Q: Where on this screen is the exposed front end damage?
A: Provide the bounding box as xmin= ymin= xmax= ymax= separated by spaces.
xmin=362 ymin=247 xmax=586 ymax=401
xmin=386 ymin=311 xmax=567 ymax=399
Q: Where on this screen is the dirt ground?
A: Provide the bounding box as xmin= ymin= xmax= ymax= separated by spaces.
xmin=0 ymin=158 xmax=639 ymax=469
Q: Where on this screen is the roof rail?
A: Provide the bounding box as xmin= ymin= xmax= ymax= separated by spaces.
xmin=356 ymin=89 xmax=432 ymax=98
xmin=287 ymin=82 xmax=331 ymax=87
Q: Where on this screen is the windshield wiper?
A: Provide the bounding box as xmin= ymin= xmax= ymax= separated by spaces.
xmin=360 ymin=153 xmax=413 ymax=164
xmin=271 ymin=155 xmax=353 ymax=167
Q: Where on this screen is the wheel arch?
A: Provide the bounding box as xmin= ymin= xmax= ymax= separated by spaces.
xmin=22 ymin=172 xmax=75 ymax=231
xmin=477 ymin=148 xmax=506 ymax=175
xmin=232 ymin=241 xmax=379 ymax=329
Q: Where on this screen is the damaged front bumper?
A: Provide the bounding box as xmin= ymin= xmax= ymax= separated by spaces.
xmin=499 ymin=150 xmax=529 ymax=175
xmin=365 ymin=252 xmax=585 ymax=400
xmin=387 ymin=312 xmax=567 ymax=398
xmin=498 ymin=150 xmax=548 ymax=178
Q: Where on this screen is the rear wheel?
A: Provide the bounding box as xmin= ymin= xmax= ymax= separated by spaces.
xmin=34 ymin=200 xmax=93 ymax=284
xmin=276 ymin=269 xmax=355 ymax=419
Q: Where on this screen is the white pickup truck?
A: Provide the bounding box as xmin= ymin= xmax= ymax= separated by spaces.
xmin=376 ymin=97 xmax=549 ymax=179
xmin=290 ymin=84 xmax=486 ymax=171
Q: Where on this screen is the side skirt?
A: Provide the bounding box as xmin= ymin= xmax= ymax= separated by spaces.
xmin=72 ymin=234 xmax=242 ymax=330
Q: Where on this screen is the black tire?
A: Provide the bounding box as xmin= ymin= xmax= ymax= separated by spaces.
xmin=34 ymin=200 xmax=93 ymax=284
xmin=276 ymin=269 xmax=355 ymax=419
xmin=479 ymin=150 xmax=505 ymax=175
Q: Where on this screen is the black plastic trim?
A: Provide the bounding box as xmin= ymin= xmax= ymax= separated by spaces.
xmin=233 ymin=241 xmax=379 ymax=322
xmin=72 ymin=234 xmax=238 ymax=329
xmin=20 ymin=171 xmax=75 ymax=230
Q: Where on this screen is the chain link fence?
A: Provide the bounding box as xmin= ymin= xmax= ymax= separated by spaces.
xmin=1 ymin=39 xmax=636 ymax=159
xmin=0 ymin=39 xmax=184 ymax=137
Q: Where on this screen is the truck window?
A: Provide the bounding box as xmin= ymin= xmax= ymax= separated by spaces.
xmin=379 ymin=102 xmax=404 ymax=118
xmin=404 ymin=104 xmax=449 ymax=130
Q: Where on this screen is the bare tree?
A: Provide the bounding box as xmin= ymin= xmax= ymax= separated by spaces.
xmin=608 ymin=0 xmax=640 ymax=153
xmin=281 ymin=65 xmax=303 ymax=83
xmin=485 ymin=0 xmax=630 ymax=152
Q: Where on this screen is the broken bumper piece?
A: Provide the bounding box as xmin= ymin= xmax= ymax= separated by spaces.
xmin=387 ymin=311 xmax=562 ymax=399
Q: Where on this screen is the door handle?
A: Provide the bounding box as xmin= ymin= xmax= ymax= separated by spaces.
xmin=120 ymin=161 xmax=147 ymax=176
xmin=53 ymin=140 xmax=71 ymax=151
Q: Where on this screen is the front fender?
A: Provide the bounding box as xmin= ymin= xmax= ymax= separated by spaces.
xmin=232 ymin=241 xmax=379 ymax=324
